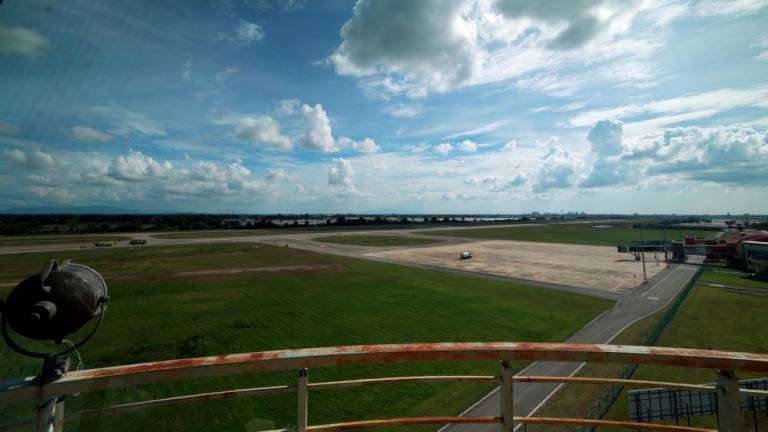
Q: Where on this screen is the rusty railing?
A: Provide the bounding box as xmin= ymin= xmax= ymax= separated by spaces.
xmin=1 ymin=342 xmax=768 ymax=432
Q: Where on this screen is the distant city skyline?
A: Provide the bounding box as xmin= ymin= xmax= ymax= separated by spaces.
xmin=1 ymin=0 xmax=767 ymax=214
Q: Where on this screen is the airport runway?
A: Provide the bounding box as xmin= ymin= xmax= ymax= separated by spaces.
xmin=441 ymin=257 xmax=703 ymax=432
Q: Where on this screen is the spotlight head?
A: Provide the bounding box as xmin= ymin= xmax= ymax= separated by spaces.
xmin=1 ymin=260 xmax=108 ymax=358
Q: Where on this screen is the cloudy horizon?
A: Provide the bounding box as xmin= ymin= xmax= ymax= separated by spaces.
xmin=1 ymin=0 xmax=767 ymax=214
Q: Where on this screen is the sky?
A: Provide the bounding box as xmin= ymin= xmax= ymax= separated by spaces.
xmin=1 ymin=0 xmax=767 ymax=214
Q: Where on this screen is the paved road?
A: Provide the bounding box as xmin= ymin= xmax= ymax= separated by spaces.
xmin=441 ymin=257 xmax=703 ymax=432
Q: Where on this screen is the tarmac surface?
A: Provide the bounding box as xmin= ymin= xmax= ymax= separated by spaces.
xmin=367 ymin=240 xmax=663 ymax=293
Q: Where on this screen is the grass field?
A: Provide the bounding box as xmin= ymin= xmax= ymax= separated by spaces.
xmin=312 ymin=235 xmax=441 ymax=247
xmin=429 ymin=222 xmax=714 ymax=247
xmin=0 ymin=243 xmax=610 ymax=432
xmin=0 ymin=235 xmax=131 ymax=247
xmin=699 ymin=267 xmax=768 ymax=289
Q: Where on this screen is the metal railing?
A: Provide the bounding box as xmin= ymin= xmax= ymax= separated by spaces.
xmin=2 ymin=342 xmax=768 ymax=432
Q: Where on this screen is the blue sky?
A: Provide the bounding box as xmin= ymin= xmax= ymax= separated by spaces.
xmin=1 ymin=0 xmax=767 ymax=214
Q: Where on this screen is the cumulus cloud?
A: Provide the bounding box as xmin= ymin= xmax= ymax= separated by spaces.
xmin=220 ymin=20 xmax=265 ymax=46
xmin=495 ymin=0 xmax=606 ymax=49
xmin=337 ymin=136 xmax=380 ymax=154
xmin=501 ymin=140 xmax=517 ymax=151
xmin=434 ymin=143 xmax=453 ymax=154
xmin=72 ymin=126 xmax=113 ymax=143
xmin=587 ymin=120 xmax=623 ymax=156
xmin=329 ymin=0 xmax=479 ymax=97
xmin=532 ymin=144 xmax=578 ymax=192
xmin=0 ymin=24 xmax=50 ymax=57
xmin=327 ymin=0 xmax=665 ymax=97
xmin=459 ymin=140 xmax=478 ymax=152
xmin=107 ymin=151 xmax=173 ymax=182
xmin=465 ymin=174 xmax=526 ymax=191
xmin=235 ymin=115 xmax=293 ymax=150
xmin=581 ymin=120 xmax=628 ymax=188
xmin=328 ymin=158 xmax=354 ymax=187
xmin=265 ymin=168 xmax=295 ymax=181
xmin=2 ymin=149 xmax=55 ymax=170
xmin=276 ymin=98 xmax=301 ymax=115
xmin=632 ymin=124 xmax=768 ymax=186
xmin=300 ymin=104 xmax=337 ymax=152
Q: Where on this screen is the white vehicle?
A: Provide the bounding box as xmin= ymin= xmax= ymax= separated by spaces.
xmin=460 ymin=251 xmax=472 ymax=259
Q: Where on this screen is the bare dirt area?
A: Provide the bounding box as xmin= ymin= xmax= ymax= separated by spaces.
xmin=366 ymin=240 xmax=665 ymax=293
xmin=173 ymin=264 xmax=340 ymax=277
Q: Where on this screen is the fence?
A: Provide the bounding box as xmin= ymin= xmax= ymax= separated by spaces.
xmin=1 ymin=342 xmax=768 ymax=432
xmin=580 ymin=265 xmax=706 ymax=429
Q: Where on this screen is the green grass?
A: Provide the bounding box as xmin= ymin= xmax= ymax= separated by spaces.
xmin=698 ymin=267 xmax=768 ymax=290
xmin=312 ymin=235 xmax=441 ymax=247
xmin=0 ymin=235 xmax=131 ymax=247
xmin=429 ymin=222 xmax=713 ymax=247
xmin=0 ymin=243 xmax=610 ymax=432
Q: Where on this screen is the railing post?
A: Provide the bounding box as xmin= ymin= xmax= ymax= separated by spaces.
xmin=716 ymin=369 xmax=742 ymax=432
xmin=53 ymin=398 xmax=65 ymax=432
xmin=297 ymin=368 xmax=309 ymax=432
xmin=33 ymin=395 xmax=57 ymax=432
xmin=500 ymin=360 xmax=514 ymax=432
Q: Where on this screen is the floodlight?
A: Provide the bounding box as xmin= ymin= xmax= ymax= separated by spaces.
xmin=0 ymin=260 xmax=108 ymax=383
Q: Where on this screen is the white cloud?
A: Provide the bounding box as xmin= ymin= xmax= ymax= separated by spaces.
xmin=328 ymin=158 xmax=354 ymax=187
xmin=215 ymin=67 xmax=240 ymax=85
xmin=92 ymin=105 xmax=167 ymax=137
xmin=2 ymin=149 xmax=55 ymax=170
xmin=587 ymin=120 xmax=623 ymax=156
xmin=72 ymin=126 xmax=113 ymax=143
xmin=328 ymin=0 xmax=667 ymax=98
xmin=107 ymin=151 xmax=173 ymax=182
xmin=0 ymin=24 xmax=50 ymax=58
xmin=532 ymin=144 xmax=579 ymax=192
xmin=695 ymin=0 xmax=768 ymax=16
xmin=300 ymin=104 xmax=337 ymax=152
xmin=220 ymin=21 xmax=265 ymax=47
xmin=459 ymin=139 xmax=478 ymax=152
xmin=276 ymin=99 xmax=301 ymax=115
xmin=569 ymin=85 xmax=768 ymax=129
xmin=445 ymin=120 xmax=509 ymax=139
xmin=465 ymin=174 xmax=526 ymax=191
xmin=266 ymin=168 xmax=295 ymax=181
xmin=555 ymin=102 xmax=587 ymax=112
xmin=235 ymin=115 xmax=293 ymax=150
xmin=383 ymin=104 xmax=422 ymax=118
xmin=501 ymin=140 xmax=517 ymax=151
xmin=337 ymin=136 xmax=380 ymax=154
xmin=434 ymin=142 xmax=453 ymax=154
